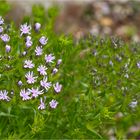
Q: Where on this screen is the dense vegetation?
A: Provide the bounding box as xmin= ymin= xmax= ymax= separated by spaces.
xmin=0 ymin=2 xmax=139 ymax=139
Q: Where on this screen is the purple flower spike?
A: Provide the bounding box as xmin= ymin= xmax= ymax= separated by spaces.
xmin=25 ymin=71 xmax=38 ymax=84
xmin=0 ymin=26 xmax=3 ymax=33
xmin=49 ymin=99 xmax=58 ymax=109
xmin=20 ymin=89 xmax=31 ymax=101
xmin=24 ymin=60 xmax=34 ymax=69
xmin=45 ymin=54 xmax=55 ymax=63
xmin=53 ymin=82 xmax=62 ymax=93
xmin=35 ymin=22 xmax=41 ymax=31
xmin=35 ymin=46 xmax=43 ymax=56
xmin=40 ymin=77 xmax=52 ymax=90
xmin=5 ymin=45 xmax=11 ymax=53
xmin=0 ymin=90 xmax=10 ymax=101
xmin=0 ymin=16 xmax=4 ymax=25
xmin=39 ymin=36 xmax=48 ymax=45
xmin=38 ymin=97 xmax=46 ymax=110
xmin=28 ymin=87 xmax=44 ymax=98
xmin=20 ymin=23 xmax=31 ymax=36
xmin=1 ymin=34 xmax=10 ymax=42
xmin=37 ymin=65 xmax=47 ymax=75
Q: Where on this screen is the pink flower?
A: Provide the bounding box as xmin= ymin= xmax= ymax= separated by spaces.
xmin=20 ymin=89 xmax=31 ymax=100
xmin=28 ymin=87 xmax=44 ymax=98
xmin=26 ymin=40 xmax=33 ymax=48
xmin=0 ymin=90 xmax=10 ymax=101
xmin=52 ymin=68 xmax=58 ymax=74
xmin=1 ymin=34 xmax=10 ymax=42
xmin=25 ymin=71 xmax=38 ymax=84
xmin=57 ymin=59 xmax=62 ymax=65
xmin=35 ymin=22 xmax=41 ymax=31
xmin=53 ymin=82 xmax=62 ymax=93
xmin=49 ymin=99 xmax=58 ymax=109
xmin=24 ymin=60 xmax=34 ymax=69
xmin=37 ymin=65 xmax=47 ymax=75
xmin=26 ymin=36 xmax=31 ymax=41
xmin=39 ymin=36 xmax=48 ymax=45
xmin=45 ymin=54 xmax=55 ymax=63
xmin=18 ymin=80 xmax=23 ymax=86
xmin=40 ymin=77 xmax=52 ymax=90
xmin=5 ymin=45 xmax=11 ymax=53
xmin=35 ymin=46 xmax=43 ymax=56
xmin=20 ymin=23 xmax=31 ymax=36
xmin=38 ymin=98 xmax=45 ymax=110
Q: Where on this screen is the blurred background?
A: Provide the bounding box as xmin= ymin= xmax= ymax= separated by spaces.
xmin=3 ymin=0 xmax=140 ymax=42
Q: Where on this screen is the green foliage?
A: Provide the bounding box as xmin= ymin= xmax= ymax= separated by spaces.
xmin=0 ymin=3 xmax=140 ymax=140
xmin=0 ymin=0 xmax=11 ymax=16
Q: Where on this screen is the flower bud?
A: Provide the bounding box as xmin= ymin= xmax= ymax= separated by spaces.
xmin=0 ymin=26 xmax=3 ymax=33
xmin=57 ymin=59 xmax=62 ymax=65
xmin=52 ymin=68 xmax=58 ymax=74
xmin=5 ymin=45 xmax=11 ymax=53
xmin=26 ymin=40 xmax=32 ymax=48
xmin=18 ymin=80 xmax=23 ymax=86
xmin=26 ymin=36 xmax=31 ymax=42
xmin=39 ymin=36 xmax=48 ymax=45
xmin=35 ymin=22 xmax=41 ymax=31
xmin=22 ymin=51 xmax=27 ymax=56
xmin=0 ymin=16 xmax=4 ymax=25
xmin=1 ymin=34 xmax=10 ymax=42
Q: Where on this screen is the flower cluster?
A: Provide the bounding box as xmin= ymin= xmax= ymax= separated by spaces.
xmin=0 ymin=16 xmax=62 ymax=111
xmin=0 ymin=17 xmax=11 ymax=52
xmin=20 ymin=23 xmax=62 ymax=110
xmin=89 ymin=37 xmax=139 ymax=109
